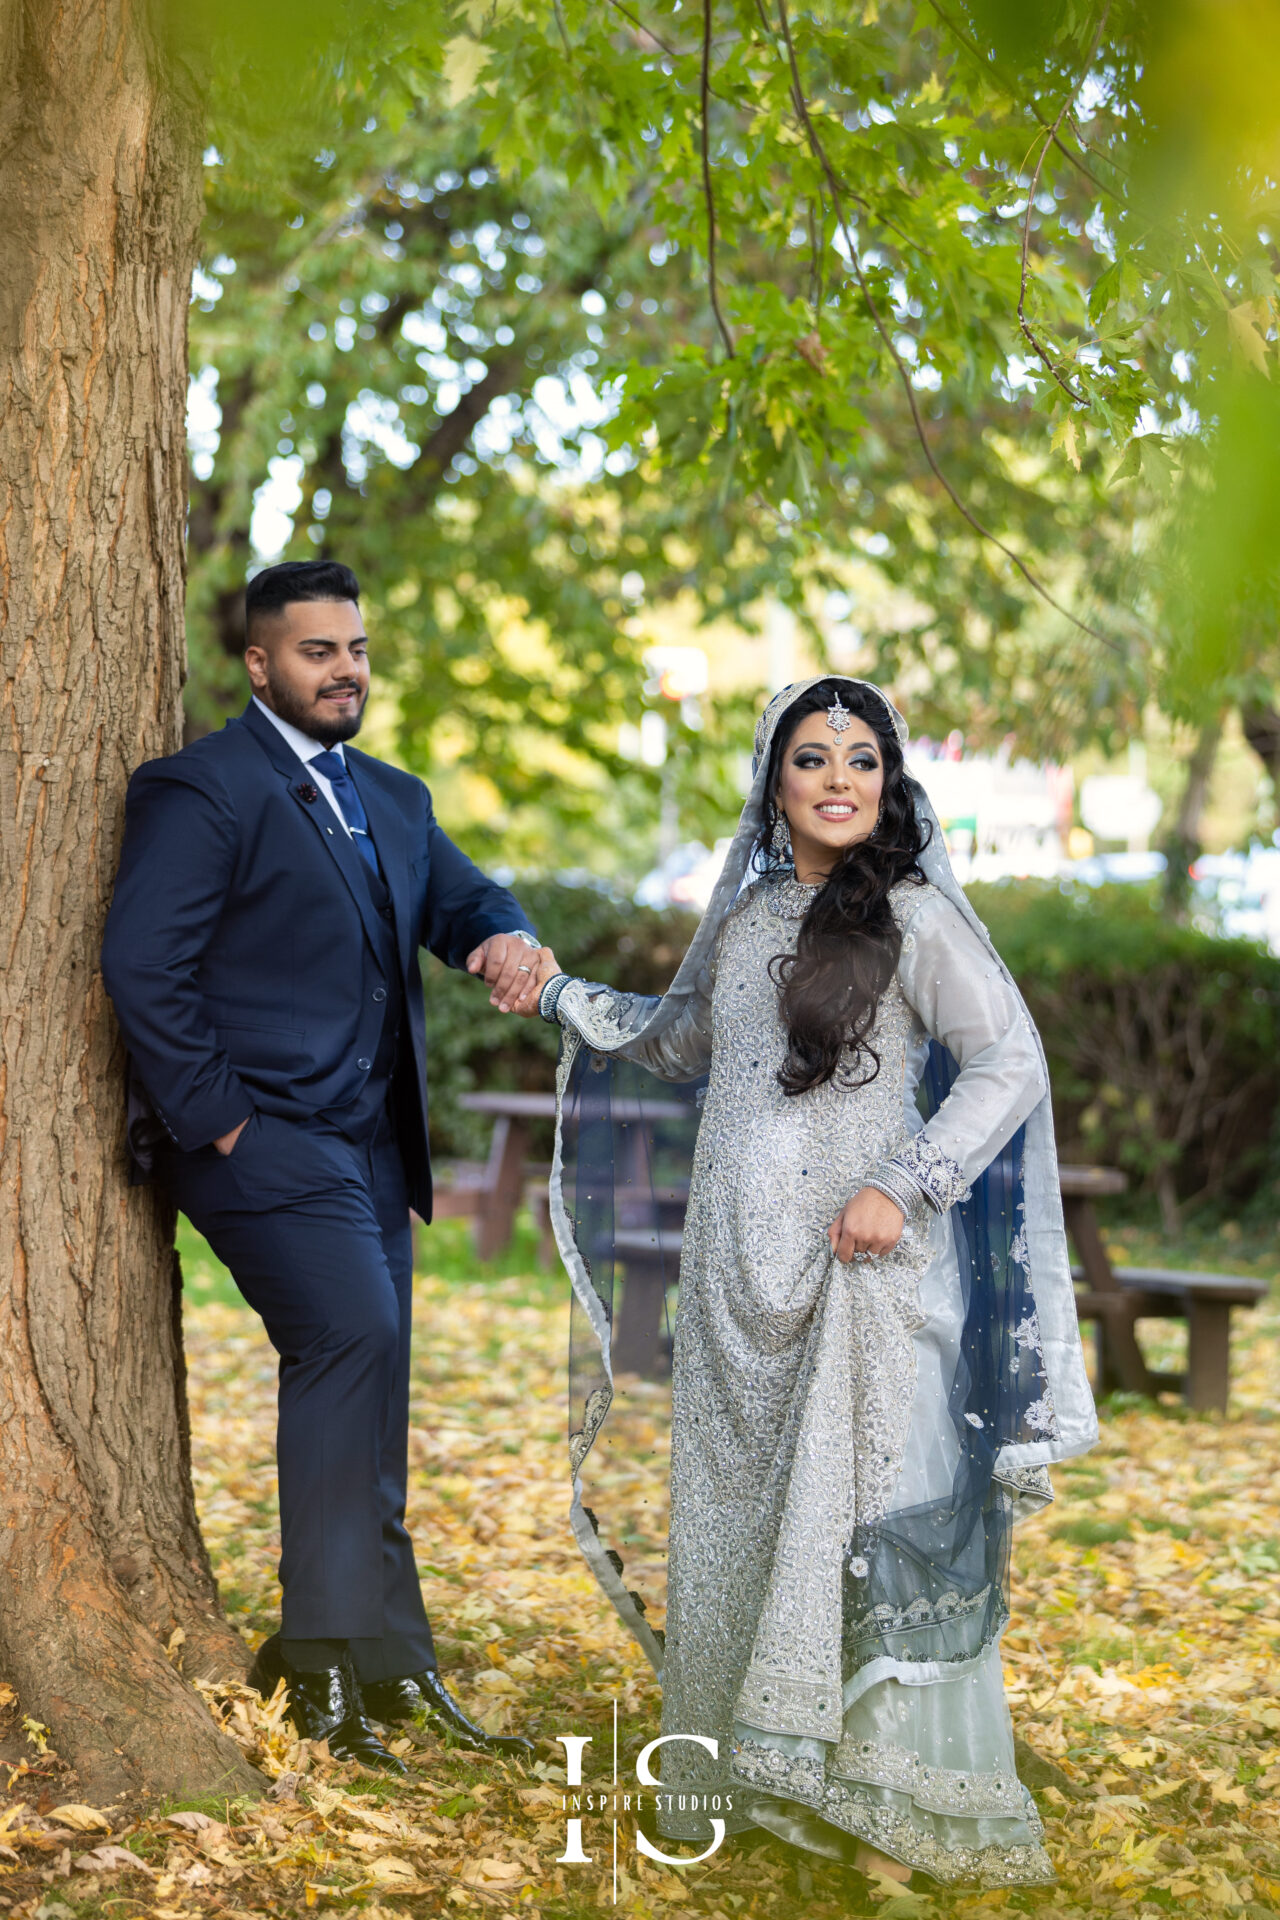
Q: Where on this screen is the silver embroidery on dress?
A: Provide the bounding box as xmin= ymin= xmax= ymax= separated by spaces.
xmin=846 ymin=1582 xmax=999 ymax=1649
xmin=556 ymin=870 xmax=1060 ymax=1884
xmin=1024 ymin=1391 xmax=1059 ymax=1435
xmin=569 ymin=1384 xmax=611 ymax=1475
xmin=555 ymin=978 xmax=663 ymax=1054
xmin=729 ymin=1741 xmax=1054 ymax=1885
xmin=890 ymin=1130 xmax=972 ymax=1213
xmin=1012 ymin=1311 xmax=1044 ymax=1358
xmin=830 ymin=1733 xmax=1036 ymax=1818
xmin=994 ymin=1462 xmax=1054 ymax=1511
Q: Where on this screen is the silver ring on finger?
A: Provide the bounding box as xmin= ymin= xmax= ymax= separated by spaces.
xmin=516 ymin=964 xmax=533 ymax=973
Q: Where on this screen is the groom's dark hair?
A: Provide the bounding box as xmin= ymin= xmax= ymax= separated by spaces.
xmin=245 ymin=560 xmax=360 ymax=642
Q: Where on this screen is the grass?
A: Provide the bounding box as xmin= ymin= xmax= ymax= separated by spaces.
xmin=176 ymin=1209 xmax=563 ymax=1312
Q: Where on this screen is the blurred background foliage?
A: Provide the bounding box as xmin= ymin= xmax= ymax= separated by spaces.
xmin=183 ymin=0 xmax=1280 ymax=877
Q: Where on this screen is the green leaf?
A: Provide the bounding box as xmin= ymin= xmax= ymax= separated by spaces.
xmin=441 ymin=35 xmax=491 ymax=105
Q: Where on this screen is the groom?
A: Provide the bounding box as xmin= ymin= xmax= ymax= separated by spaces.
xmin=102 ymin=559 xmax=555 ymax=1772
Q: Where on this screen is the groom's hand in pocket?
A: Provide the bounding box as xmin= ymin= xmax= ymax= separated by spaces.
xmin=829 ymin=1187 xmax=905 ymax=1263
xmin=213 ymin=1116 xmax=251 ymax=1156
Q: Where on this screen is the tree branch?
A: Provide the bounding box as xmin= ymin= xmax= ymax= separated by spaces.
xmin=925 ymin=0 xmax=1111 ymax=197
xmin=772 ymin=0 xmax=1119 ymax=651
xmin=701 ymin=0 xmax=735 ymax=358
xmin=603 ymin=0 xmax=682 ymax=57
xmin=1017 ymin=5 xmax=1109 ymax=405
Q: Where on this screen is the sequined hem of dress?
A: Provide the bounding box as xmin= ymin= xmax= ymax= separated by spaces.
xmin=647 ymin=1739 xmax=1054 ymax=1886
xmin=724 ymin=1738 xmax=1055 ymax=1886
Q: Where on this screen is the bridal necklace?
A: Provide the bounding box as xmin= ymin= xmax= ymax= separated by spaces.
xmin=766 ymin=870 xmax=823 ymax=918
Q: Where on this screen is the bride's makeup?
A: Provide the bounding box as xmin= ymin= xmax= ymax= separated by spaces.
xmin=776 ymin=714 xmax=885 ymax=881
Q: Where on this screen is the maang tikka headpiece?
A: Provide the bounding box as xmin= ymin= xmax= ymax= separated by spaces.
xmin=825 ymin=691 xmax=853 ymax=737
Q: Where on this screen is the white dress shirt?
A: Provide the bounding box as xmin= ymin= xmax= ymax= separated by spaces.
xmin=253 ymin=695 xmax=353 ymax=837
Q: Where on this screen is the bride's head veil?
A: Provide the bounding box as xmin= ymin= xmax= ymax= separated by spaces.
xmin=549 ymin=675 xmax=1096 ymax=1676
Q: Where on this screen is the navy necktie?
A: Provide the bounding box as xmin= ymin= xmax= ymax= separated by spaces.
xmin=311 ymin=750 xmax=380 ymax=877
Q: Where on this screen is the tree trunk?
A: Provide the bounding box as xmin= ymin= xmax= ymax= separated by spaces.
xmin=0 ymin=0 xmax=258 ymax=1801
xmin=1161 ymin=711 xmax=1223 ymax=915
xmin=1242 ymin=699 xmax=1280 ymax=793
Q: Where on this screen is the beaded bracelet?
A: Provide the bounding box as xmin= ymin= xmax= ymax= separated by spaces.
xmin=538 ymin=972 xmax=573 ymax=1024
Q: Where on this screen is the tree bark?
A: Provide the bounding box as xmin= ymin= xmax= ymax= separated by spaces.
xmin=0 ymin=0 xmax=257 ymax=1800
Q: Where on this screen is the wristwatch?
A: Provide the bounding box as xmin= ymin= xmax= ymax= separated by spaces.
xmin=506 ymin=929 xmax=542 ymax=952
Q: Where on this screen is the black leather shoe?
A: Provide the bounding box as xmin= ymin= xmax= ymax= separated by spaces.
xmin=361 ymin=1668 xmax=533 ymax=1757
xmin=249 ymin=1634 xmax=407 ymax=1775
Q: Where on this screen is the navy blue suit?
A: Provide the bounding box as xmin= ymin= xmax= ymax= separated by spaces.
xmin=102 ymin=700 xmax=531 ymax=1677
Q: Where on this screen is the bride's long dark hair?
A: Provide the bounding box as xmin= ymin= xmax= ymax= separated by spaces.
xmin=757 ymin=680 xmax=929 ymax=1095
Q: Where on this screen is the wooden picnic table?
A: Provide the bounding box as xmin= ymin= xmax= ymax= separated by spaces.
xmin=1058 ymin=1162 xmax=1266 ymax=1412
xmin=604 ymin=1164 xmax=1265 ymax=1408
xmin=447 ymin=1100 xmax=1265 ymax=1411
xmin=454 ymin=1088 xmax=689 ymax=1260
xmin=1057 ymin=1164 xmax=1150 ymax=1395
xmin=452 ymin=1091 xmax=558 ymax=1259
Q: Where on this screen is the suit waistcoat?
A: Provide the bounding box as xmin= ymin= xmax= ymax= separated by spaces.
xmin=324 ymin=841 xmax=405 ymax=1140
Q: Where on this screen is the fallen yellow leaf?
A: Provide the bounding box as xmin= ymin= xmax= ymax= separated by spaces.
xmin=50 ymin=1806 xmax=111 ymax=1833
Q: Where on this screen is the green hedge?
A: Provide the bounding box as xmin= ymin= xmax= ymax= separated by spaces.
xmin=425 ymin=877 xmax=1280 ymax=1215
xmin=968 ymin=881 xmax=1280 ymax=1217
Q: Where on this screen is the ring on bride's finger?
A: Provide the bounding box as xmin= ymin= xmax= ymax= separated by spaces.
xmin=516 ymin=964 xmax=533 ymax=973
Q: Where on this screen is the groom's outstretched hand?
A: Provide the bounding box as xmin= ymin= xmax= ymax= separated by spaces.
xmin=466 ymin=934 xmax=562 ymax=1016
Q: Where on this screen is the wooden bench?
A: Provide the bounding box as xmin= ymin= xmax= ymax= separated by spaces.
xmin=606 ymin=1177 xmax=1269 ymax=1411
xmin=444 ymin=1109 xmax=1269 ymax=1410
xmin=457 ymin=1090 xmax=690 ymax=1259
xmin=431 ymin=1158 xmax=488 ymax=1221
xmin=1071 ymin=1265 xmax=1268 ymax=1412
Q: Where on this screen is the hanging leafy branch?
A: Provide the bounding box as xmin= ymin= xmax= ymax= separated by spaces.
xmin=186 ymin=0 xmax=1280 ymax=869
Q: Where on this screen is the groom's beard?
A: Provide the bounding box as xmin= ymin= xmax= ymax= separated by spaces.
xmin=264 ymin=665 xmax=368 ymax=746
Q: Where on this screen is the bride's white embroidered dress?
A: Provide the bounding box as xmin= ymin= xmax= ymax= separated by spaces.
xmin=542 ymin=680 xmax=1097 ymax=1886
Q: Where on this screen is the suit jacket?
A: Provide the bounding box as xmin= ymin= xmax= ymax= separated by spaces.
xmin=101 ymin=700 xmax=531 ymax=1218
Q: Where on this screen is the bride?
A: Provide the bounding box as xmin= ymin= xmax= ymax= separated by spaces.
xmin=532 ymin=677 xmax=1097 ymax=1889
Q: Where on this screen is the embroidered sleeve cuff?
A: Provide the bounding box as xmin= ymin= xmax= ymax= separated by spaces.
xmin=538 ymin=972 xmax=573 ymax=1024
xmin=863 ymin=1167 xmax=926 ymax=1221
xmin=888 ymin=1133 xmax=972 ymax=1214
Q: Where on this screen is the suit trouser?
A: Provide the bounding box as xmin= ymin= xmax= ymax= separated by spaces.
xmin=161 ymin=1104 xmax=437 ymax=1683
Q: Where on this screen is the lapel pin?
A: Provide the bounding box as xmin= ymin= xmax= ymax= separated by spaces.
xmin=295 ymin=781 xmax=319 ymax=804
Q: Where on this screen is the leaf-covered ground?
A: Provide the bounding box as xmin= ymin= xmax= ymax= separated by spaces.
xmin=2 ymin=1215 xmax=1278 ymax=1919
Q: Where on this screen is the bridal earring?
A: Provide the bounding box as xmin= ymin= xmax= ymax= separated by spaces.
xmin=772 ymin=812 xmax=794 ymax=863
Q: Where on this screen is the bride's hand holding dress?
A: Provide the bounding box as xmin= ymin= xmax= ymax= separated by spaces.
xmin=829 ymin=1187 xmax=906 ymax=1263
